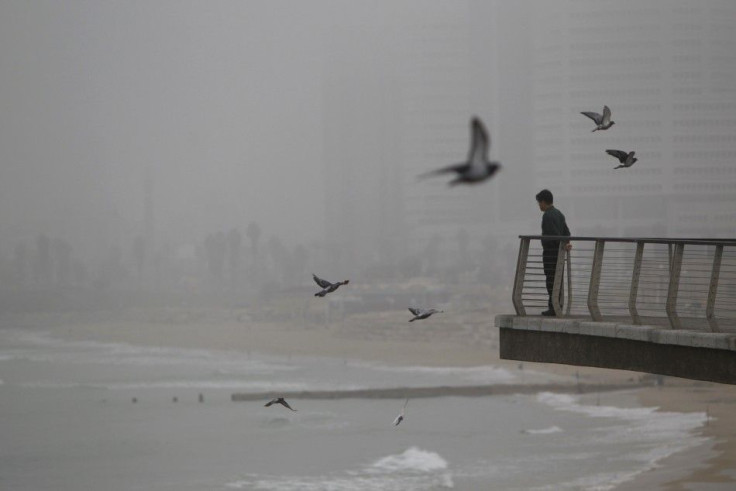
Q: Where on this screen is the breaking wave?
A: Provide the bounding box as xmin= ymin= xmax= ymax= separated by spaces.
xmin=226 ymin=447 xmax=453 ymax=491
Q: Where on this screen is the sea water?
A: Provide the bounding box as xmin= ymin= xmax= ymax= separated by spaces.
xmin=0 ymin=328 xmax=707 ymax=490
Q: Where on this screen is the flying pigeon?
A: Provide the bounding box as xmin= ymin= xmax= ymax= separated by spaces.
xmin=313 ymin=274 xmax=349 ymax=297
xmin=264 ymin=397 xmax=297 ymax=411
xmin=408 ymin=307 xmax=443 ymax=322
xmin=606 ymin=149 xmax=637 ymax=169
xmin=581 ymin=105 xmax=615 ymax=132
xmin=418 ymin=117 xmax=501 ymax=185
xmin=393 ymin=399 xmax=409 ymax=426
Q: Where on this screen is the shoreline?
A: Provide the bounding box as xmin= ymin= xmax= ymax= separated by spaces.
xmin=230 ymin=382 xmax=649 ymax=402
xmin=7 ymin=311 xmax=736 ymax=490
xmin=616 ymin=383 xmax=736 ymax=490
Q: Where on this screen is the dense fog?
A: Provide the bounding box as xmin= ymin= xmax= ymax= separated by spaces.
xmin=1 ymin=0 xmax=734 ymax=312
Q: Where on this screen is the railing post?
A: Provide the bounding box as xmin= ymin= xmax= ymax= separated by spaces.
xmin=666 ymin=243 xmax=685 ymax=329
xmin=587 ymin=240 xmax=605 ymax=321
xmin=512 ymin=238 xmax=530 ymax=316
xmin=628 ymin=241 xmax=644 ymax=325
xmin=565 ymin=251 xmax=573 ymax=316
xmin=706 ymin=244 xmax=723 ymax=332
xmin=559 ymin=252 xmax=565 ymax=313
xmin=551 ymin=242 xmax=566 ymax=317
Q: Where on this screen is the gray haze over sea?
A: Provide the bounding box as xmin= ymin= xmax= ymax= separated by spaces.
xmin=0 ymin=328 xmax=707 ymax=491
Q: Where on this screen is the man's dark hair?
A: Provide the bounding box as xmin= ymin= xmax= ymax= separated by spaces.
xmin=535 ymin=189 xmax=553 ymax=204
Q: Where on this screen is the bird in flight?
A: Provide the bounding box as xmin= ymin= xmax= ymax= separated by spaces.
xmin=581 ymin=105 xmax=615 ymax=132
xmin=606 ymin=149 xmax=638 ymax=169
xmin=418 ymin=117 xmax=501 ymax=185
xmin=408 ymin=307 xmax=443 ymax=322
xmin=312 ymin=274 xmax=349 ymax=297
xmin=393 ymin=399 xmax=409 ymax=426
xmin=265 ymin=397 xmax=297 ymax=411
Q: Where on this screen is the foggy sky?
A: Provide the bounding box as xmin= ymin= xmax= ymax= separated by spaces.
xmin=0 ymin=1 xmax=491 ymax=254
xmin=0 ymin=0 xmax=339 ymax=250
xmin=1 ymin=0 xmax=734 ymax=267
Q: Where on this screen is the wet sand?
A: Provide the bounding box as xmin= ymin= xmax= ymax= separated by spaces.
xmin=35 ymin=310 xmax=736 ymax=490
xmin=616 ymin=382 xmax=736 ymax=490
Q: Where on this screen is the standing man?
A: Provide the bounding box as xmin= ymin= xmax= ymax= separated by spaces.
xmin=536 ymin=189 xmax=571 ymax=316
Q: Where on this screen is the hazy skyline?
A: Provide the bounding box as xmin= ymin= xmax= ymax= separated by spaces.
xmin=1 ymin=1 xmax=335 ymax=251
xmin=1 ymin=0 xmax=734 ymax=270
xmin=1 ymin=5 xmax=735 ymax=489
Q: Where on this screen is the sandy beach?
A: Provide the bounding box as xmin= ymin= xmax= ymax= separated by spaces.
xmin=18 ymin=308 xmax=736 ymax=490
xmin=615 ymin=382 xmax=736 ymax=490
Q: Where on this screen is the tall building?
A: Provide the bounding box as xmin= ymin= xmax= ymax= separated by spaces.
xmin=322 ymin=25 xmax=404 ymax=272
xmin=322 ymin=1 xmax=536 ymax=272
xmin=530 ymin=0 xmax=736 ymax=238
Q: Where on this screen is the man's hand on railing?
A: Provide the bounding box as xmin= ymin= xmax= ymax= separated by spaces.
xmin=564 ymin=243 xmax=572 ymax=252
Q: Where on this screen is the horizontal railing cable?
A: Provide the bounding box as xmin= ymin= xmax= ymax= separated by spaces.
xmin=512 ymin=236 xmax=736 ymax=331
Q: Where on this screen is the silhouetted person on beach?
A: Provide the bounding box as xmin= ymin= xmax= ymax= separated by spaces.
xmin=536 ymin=189 xmax=571 ymax=316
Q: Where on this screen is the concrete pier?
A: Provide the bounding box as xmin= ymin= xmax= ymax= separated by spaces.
xmin=497 ymin=315 xmax=736 ymax=385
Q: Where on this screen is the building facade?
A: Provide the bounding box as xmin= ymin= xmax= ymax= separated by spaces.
xmin=530 ymin=0 xmax=736 ymax=238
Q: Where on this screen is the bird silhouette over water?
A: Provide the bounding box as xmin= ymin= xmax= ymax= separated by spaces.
xmin=606 ymin=149 xmax=638 ymax=169
xmin=418 ymin=117 xmax=501 ymax=185
xmin=581 ymin=105 xmax=615 ymax=132
xmin=312 ymin=274 xmax=349 ymax=297
xmin=393 ymin=399 xmax=409 ymax=426
xmin=408 ymin=307 xmax=443 ymax=322
xmin=265 ymin=397 xmax=297 ymax=411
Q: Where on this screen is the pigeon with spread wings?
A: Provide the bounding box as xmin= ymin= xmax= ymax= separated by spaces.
xmin=264 ymin=397 xmax=297 ymax=411
xmin=312 ymin=274 xmax=349 ymax=297
xmin=408 ymin=307 xmax=443 ymax=322
xmin=606 ymin=149 xmax=637 ymax=169
xmin=419 ymin=117 xmax=501 ymax=185
xmin=581 ymin=105 xmax=615 ymax=132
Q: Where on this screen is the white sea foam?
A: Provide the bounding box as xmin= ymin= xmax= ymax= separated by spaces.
xmin=529 ymin=469 xmax=647 ymax=491
xmin=226 ymin=447 xmax=454 ymax=491
xmin=521 ymin=425 xmax=563 ymax=435
xmin=535 ymin=391 xmax=709 ymax=489
xmin=367 ymin=447 xmax=449 ymax=473
xmin=536 ymin=391 xmax=707 ymax=443
xmin=227 ymin=474 xmax=454 ymax=491
xmin=2 ymin=330 xmax=296 ymax=372
xmin=537 ymin=392 xmax=660 ymax=420
xmin=17 ymin=379 xmax=331 ymax=391
xmin=2 ymin=330 xmax=379 ymax=393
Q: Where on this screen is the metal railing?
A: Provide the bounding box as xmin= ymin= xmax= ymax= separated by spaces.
xmin=512 ymin=236 xmax=736 ymax=332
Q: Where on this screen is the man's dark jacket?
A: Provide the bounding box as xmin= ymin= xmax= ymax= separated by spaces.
xmin=541 ymin=206 xmax=571 ymax=252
